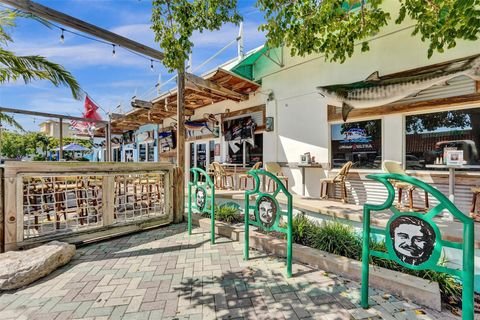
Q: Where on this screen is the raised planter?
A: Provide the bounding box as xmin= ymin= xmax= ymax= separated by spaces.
xmin=188 ymin=214 xmax=442 ymax=311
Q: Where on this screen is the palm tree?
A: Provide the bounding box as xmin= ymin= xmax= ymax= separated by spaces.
xmin=0 ymin=9 xmax=82 ymax=130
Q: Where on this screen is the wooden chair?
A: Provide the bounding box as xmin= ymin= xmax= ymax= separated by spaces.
xmin=206 ymin=163 xmax=216 ymax=184
xmin=212 ymin=162 xmax=235 ymax=189
xmin=238 ymin=162 xmax=262 ymax=190
xmin=383 ymin=160 xmax=429 ymax=210
xmin=319 ymin=161 xmax=353 ymax=203
xmin=265 ymin=162 xmax=289 ymax=192
xmin=470 ymin=187 xmax=480 ymax=221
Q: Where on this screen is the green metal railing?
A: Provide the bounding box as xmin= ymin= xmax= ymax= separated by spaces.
xmin=361 ymin=173 xmax=474 ymax=320
xmin=188 ymin=167 xmax=216 ymax=244
xmin=244 ymin=170 xmax=293 ymax=277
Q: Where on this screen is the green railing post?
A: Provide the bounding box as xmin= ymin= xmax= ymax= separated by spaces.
xmin=463 ymin=222 xmax=474 ymax=320
xmin=244 ymin=190 xmax=250 ymax=261
xmin=188 ymin=182 xmax=192 ymax=235
xmin=211 ymin=187 xmax=215 ymax=245
xmin=361 ymin=173 xmax=474 ymax=320
xmin=244 ymin=170 xmax=293 ymax=277
xmin=188 ymin=167 xmax=215 ymax=244
xmin=361 ymin=205 xmax=370 ymax=308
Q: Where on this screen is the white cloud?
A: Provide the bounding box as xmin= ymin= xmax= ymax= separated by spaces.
xmin=110 ymin=23 xmax=156 ymax=47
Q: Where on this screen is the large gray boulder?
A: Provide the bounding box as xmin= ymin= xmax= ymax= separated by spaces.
xmin=0 ymin=241 xmax=76 ymax=290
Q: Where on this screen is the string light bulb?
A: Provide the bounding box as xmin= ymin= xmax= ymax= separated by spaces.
xmin=60 ymin=28 xmax=65 ymax=43
xmin=150 ymin=60 xmax=154 ymax=70
xmin=112 ymin=44 xmax=116 ymax=57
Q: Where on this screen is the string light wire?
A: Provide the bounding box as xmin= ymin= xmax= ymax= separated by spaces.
xmin=0 ymin=4 xmax=163 ymax=69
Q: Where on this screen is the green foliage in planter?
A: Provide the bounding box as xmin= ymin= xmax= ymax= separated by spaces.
xmin=290 ymin=213 xmax=462 ymax=305
xmin=202 ymin=205 xmax=242 ymax=224
xmin=291 ymin=213 xmax=321 ymax=247
xmin=313 ymin=221 xmax=362 ymax=261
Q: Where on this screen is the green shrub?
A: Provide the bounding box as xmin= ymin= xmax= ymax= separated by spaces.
xmin=290 ymin=213 xmax=461 ymax=306
xmin=202 ymin=205 xmax=242 ymax=224
xmin=291 ymin=213 xmax=321 ymax=247
xmin=313 ymin=221 xmax=362 ymax=260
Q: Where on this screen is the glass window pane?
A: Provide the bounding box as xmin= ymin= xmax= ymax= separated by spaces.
xmin=227 ymin=140 xmax=244 ymax=164
xmin=246 ymin=134 xmax=263 ymax=166
xmin=147 ymin=142 xmax=155 ymax=162
xmin=125 ymin=149 xmax=134 ymax=162
xmin=406 ymin=108 xmax=480 ymax=170
xmin=139 ymin=144 xmax=146 ymax=162
xmin=331 ymin=119 xmax=382 ymax=169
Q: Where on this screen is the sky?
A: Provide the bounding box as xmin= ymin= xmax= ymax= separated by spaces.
xmin=0 ymin=0 xmax=266 ymax=131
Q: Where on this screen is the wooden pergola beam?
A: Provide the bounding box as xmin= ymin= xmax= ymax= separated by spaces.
xmin=0 ymin=0 xmax=164 ymax=61
xmin=0 ymin=106 xmax=109 ymax=125
xmin=185 ymin=72 xmax=248 ymax=101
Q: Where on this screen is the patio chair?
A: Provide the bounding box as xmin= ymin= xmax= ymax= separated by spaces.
xmin=319 ymin=161 xmax=353 ymax=203
xmin=238 ymin=161 xmax=262 ymax=190
xmin=383 ymin=160 xmax=429 ymax=210
xmin=470 ymin=187 xmax=480 ymax=221
xmin=265 ymin=162 xmax=289 ymax=192
xmin=206 ymin=163 xmax=216 ymax=183
xmin=212 ymin=162 xmax=235 ymax=189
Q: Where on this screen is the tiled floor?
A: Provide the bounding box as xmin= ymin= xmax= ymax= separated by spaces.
xmin=0 ymin=223 xmax=459 ymax=319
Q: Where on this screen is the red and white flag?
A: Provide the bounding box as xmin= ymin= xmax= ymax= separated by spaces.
xmin=70 ymin=95 xmax=103 ymax=136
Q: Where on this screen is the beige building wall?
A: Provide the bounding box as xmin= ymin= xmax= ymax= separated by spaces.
xmin=39 ymin=120 xmax=78 ymax=139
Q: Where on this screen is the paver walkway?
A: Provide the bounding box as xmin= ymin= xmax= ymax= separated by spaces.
xmin=0 ymin=223 xmax=459 ymax=320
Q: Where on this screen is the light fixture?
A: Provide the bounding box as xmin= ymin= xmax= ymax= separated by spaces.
xmin=112 ymin=44 xmax=116 ymax=57
xmin=60 ymin=28 xmax=65 ymax=43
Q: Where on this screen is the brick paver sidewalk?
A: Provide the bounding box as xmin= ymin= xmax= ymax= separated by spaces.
xmin=0 ymin=223 xmax=459 ymax=319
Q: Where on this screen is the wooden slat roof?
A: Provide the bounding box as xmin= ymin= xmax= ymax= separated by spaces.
xmin=100 ymin=68 xmax=260 ymax=134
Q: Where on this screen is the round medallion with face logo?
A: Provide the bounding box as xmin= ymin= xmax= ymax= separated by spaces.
xmin=195 ymin=187 xmax=206 ymax=212
xmin=388 ymin=215 xmax=436 ymax=267
xmin=256 ymin=196 xmax=277 ymax=229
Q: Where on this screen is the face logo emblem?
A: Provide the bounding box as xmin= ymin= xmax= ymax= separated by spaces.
xmin=196 ymin=188 xmax=206 ymax=211
xmin=389 ymin=216 xmax=435 ymax=266
xmin=257 ymin=196 xmax=277 ymax=228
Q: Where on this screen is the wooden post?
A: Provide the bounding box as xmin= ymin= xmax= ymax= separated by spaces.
xmin=59 ymin=118 xmax=64 ymax=161
xmin=174 ymin=65 xmax=186 ymax=223
xmin=105 ymin=122 xmax=112 ymax=162
xmin=102 ymin=176 xmax=114 ymax=226
xmin=3 ymin=175 xmax=17 ymax=251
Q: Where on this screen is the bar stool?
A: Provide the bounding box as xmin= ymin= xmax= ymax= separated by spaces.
xmin=470 ymin=187 xmax=480 ymax=221
xmin=383 ymin=161 xmax=429 ymax=210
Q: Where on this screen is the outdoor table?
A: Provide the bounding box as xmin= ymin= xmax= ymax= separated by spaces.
xmin=425 ymin=164 xmax=480 ymax=220
xmin=221 ymin=163 xmax=245 ymax=190
xmin=297 ymin=163 xmax=324 ymax=197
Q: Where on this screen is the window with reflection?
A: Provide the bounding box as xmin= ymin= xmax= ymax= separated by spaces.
xmin=139 ymin=143 xmax=147 ymax=162
xmin=405 ymin=108 xmax=480 ymax=170
xmin=147 ymin=142 xmax=155 ymax=162
xmin=227 ymin=133 xmax=263 ymax=166
xmin=331 ymin=119 xmax=382 ymax=169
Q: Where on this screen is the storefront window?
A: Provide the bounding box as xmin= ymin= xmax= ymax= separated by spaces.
xmin=125 ymin=149 xmax=134 ymax=162
xmin=227 ymin=133 xmax=263 ymax=166
xmin=331 ymin=119 xmax=382 ymax=169
xmin=405 ymin=108 xmax=480 ymax=170
xmin=139 ymin=143 xmax=147 ymax=162
xmin=147 ymin=142 xmax=155 ymax=162
xmin=112 ymin=147 xmax=121 ymax=162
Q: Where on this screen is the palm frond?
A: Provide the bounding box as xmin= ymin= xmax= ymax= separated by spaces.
xmin=0 ymin=49 xmax=82 ymax=99
xmin=0 ymin=112 xmax=23 ymax=131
